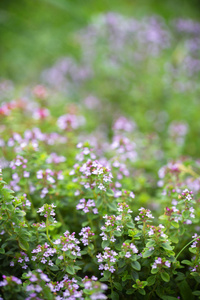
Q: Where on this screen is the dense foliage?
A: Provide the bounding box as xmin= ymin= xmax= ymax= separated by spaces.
xmin=0 ymin=12 xmax=200 ymax=300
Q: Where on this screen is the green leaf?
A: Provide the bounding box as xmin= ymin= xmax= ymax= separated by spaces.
xmin=147 ymin=275 xmax=156 ymax=286
xmin=191 ymin=272 xmax=200 ymax=283
xmin=189 ymin=248 xmax=196 ymax=254
xmin=113 ymin=282 xmax=122 ymax=291
xmin=126 ymin=222 xmax=135 ymax=229
xmin=103 ymin=270 xmax=111 ymax=280
xmin=88 ymin=243 xmax=94 ymax=251
xmin=161 ymin=272 xmax=170 ymax=282
xmin=82 ymin=221 xmax=89 ymax=227
xmin=66 ymin=265 xmax=75 ymax=275
xmin=156 ymin=285 xmax=165 ymax=298
xmin=102 ymin=240 xmax=110 ymax=248
xmin=161 ymin=242 xmax=173 ymax=251
xmin=99 ymin=275 xmax=106 ymax=281
xmin=170 ymin=235 xmax=179 ymax=243
xmin=171 ymin=221 xmax=179 ymax=228
xmin=3 ymin=188 xmax=14 ymax=195
xmin=151 ymin=268 xmax=158 ymax=274
xmin=181 ymin=260 xmax=192 ymax=266
xmin=131 ymin=270 xmax=139 ymax=281
xmin=146 ymin=240 xmax=155 ymax=247
xmin=113 ymin=230 xmax=122 ymax=237
xmin=143 ymin=249 xmax=154 ymax=258
xmin=161 ymin=296 xmax=179 ymax=300
xmin=179 ymin=226 xmax=185 ymax=235
xmin=96 ymin=197 xmax=102 ymax=208
xmin=107 ymin=202 xmax=117 ymax=211
xmin=178 ymin=280 xmax=194 ymax=300
xmin=159 ymin=215 xmax=168 ymax=220
xmin=111 ymin=291 xmax=119 ymax=300
xmin=131 ymin=261 xmax=141 ymax=271
xmin=192 ymin=291 xmax=200 ymax=296
xmin=182 ymin=210 xmax=190 ymax=219
xmin=106 ymin=189 xmax=114 ymax=197
xmin=83 ymin=289 xmax=92 ymax=295
xmin=16 ymin=210 xmax=26 ymax=217
xmin=18 ymin=238 xmax=29 ymax=251
xmin=49 ymin=265 xmax=59 ymax=271
xmin=139 ymin=289 xmax=146 ymax=295
xmin=175 ymin=272 xmax=185 ymax=282
xmin=126 ymin=289 xmax=134 ymax=294
xmin=118 ymin=259 xmax=126 ymax=268
xmin=0 ymin=248 xmax=5 ymax=254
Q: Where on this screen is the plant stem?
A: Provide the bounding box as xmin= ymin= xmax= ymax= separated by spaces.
xmin=175 ymin=236 xmax=200 ymax=260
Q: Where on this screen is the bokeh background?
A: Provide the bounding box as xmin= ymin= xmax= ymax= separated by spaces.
xmin=1 ymin=0 xmax=199 ymax=82
xmin=1 ymin=0 xmax=200 ymax=157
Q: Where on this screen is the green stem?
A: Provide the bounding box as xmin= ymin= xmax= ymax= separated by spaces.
xmin=110 ymin=276 xmax=113 ymax=295
xmin=143 ymin=221 xmax=146 ymax=233
xmin=193 ymin=247 xmax=200 ymax=266
xmin=46 ymin=223 xmax=50 ymax=240
xmin=46 ymin=217 xmax=53 ymax=245
xmin=176 ymin=236 xmax=200 ymax=260
xmin=57 ymin=208 xmax=65 ymax=226
xmin=88 ymin=215 xmax=97 ymax=250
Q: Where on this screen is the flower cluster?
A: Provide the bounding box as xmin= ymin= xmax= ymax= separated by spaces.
xmin=53 ymin=230 xmax=81 ymax=259
xmin=33 ymin=107 xmax=50 ymax=120
xmin=57 ymin=113 xmax=85 ymax=131
xmin=76 ymin=198 xmax=98 ymax=214
xmin=178 ymin=189 xmax=196 ymax=224
xmin=179 ymin=188 xmax=193 ymax=201
xmin=190 ymin=233 xmax=200 ymax=249
xmin=33 ymin=85 xmax=48 ymax=99
xmin=100 ymin=214 xmax=123 ymax=242
xmin=0 ymin=275 xmax=22 ymax=287
xmin=71 ymin=144 xmax=113 ymax=193
xmin=191 ymin=262 xmax=200 ymax=273
xmin=148 ymin=224 xmax=167 ymax=239
xmin=168 ymin=122 xmax=188 ymax=146
xmin=10 ymin=251 xmax=30 ymax=270
xmin=46 ymin=152 xmax=66 ymax=164
xmin=49 ymin=275 xmax=83 ymax=300
xmin=111 ymin=135 xmax=137 ymax=163
xmin=25 ymin=269 xmax=51 ymax=300
xmin=10 ymin=155 xmax=28 ymax=170
xmin=37 ymin=203 xmax=56 ymax=218
xmin=117 ymin=202 xmax=133 ymax=214
xmin=0 ymin=100 xmax=20 ymax=116
xmin=113 ymin=116 xmax=136 ymax=133
xmin=82 ymin=276 xmax=107 ymax=300
xmin=37 ymin=204 xmax=57 ymax=226
xmin=135 ymin=207 xmax=154 ymax=223
xmin=31 ymin=243 xmax=56 ymax=266
xmin=120 ymin=242 xmax=138 ymax=258
xmin=6 ymin=127 xmax=67 ymax=151
xmin=36 ymin=169 xmax=64 ymax=197
xmin=157 ymin=162 xmax=182 ymax=192
xmin=164 ymin=206 xmax=181 ymax=223
xmin=79 ymin=226 xmax=95 ymax=246
xmin=96 ymin=247 xmax=118 ymax=274
xmin=12 ymin=194 xmax=31 ymax=209
xmin=152 ymin=257 xmax=171 ymax=269
xmin=36 ymin=169 xmax=64 ymax=182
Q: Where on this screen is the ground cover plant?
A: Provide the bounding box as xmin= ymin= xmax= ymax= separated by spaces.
xmin=0 ymin=12 xmax=200 ymax=300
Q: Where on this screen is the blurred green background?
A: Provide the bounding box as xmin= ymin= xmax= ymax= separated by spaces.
xmin=0 ymin=0 xmax=200 ymax=83
xmin=1 ymin=0 xmax=200 ymax=159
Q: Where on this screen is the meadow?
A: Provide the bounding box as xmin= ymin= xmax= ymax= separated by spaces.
xmin=0 ymin=1 xmax=200 ymax=299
